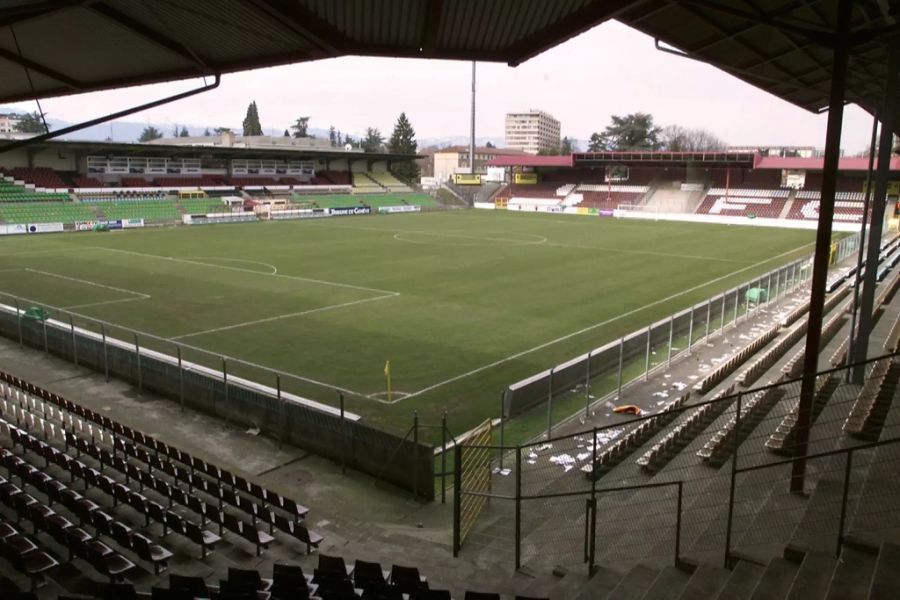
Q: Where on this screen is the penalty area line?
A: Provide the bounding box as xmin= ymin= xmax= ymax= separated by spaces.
xmin=399 ymin=241 xmax=815 ymax=401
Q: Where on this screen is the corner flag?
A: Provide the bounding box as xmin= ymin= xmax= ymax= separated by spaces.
xmin=384 ymin=360 xmax=392 ymax=402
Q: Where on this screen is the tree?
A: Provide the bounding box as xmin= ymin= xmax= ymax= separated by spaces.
xmin=560 ymin=136 xmax=575 ymax=154
xmin=387 ymin=112 xmax=419 ymax=180
xmin=587 ymin=132 xmax=606 ymax=152
xmin=242 ymin=101 xmax=263 ymax=136
xmin=589 ymin=112 xmax=662 ymax=151
xmin=283 ymin=129 xmax=290 ymax=137
xmin=336 ymin=130 xmax=343 ymax=146
xmin=291 ymin=117 xmax=310 ymax=138
xmin=203 ymin=128 xmax=211 ymax=136
xmin=485 ymin=141 xmax=495 ymax=148
xmin=13 ymin=111 xmax=48 ymax=134
xmin=361 ymin=127 xmax=384 ymax=153
xmin=179 ymin=126 xmax=190 ymax=137
xmin=661 ymin=125 xmax=726 ymax=151
xmin=213 ymin=127 xmax=232 ymax=135
xmin=172 ymin=124 xmax=181 ymax=138
xmin=138 ymin=125 xmax=163 ymax=142
xmin=344 ymin=133 xmax=354 ymax=146
xmin=328 ymin=126 xmax=337 ymax=147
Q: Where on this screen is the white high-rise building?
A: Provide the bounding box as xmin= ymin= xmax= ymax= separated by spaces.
xmin=505 ymin=109 xmax=561 ymax=155
xmin=0 ymin=113 xmax=23 ymax=134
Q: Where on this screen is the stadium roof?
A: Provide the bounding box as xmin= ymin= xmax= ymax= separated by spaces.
xmin=488 ymin=155 xmax=574 ymax=168
xmin=755 ymin=155 xmax=900 ymax=171
xmin=0 ymin=1 xmax=896 ymax=131
xmin=0 ymin=139 xmax=420 ymax=162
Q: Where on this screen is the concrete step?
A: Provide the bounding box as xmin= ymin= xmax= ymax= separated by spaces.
xmin=748 ymin=557 xmax=798 ymax=600
xmin=640 ymin=565 xmax=690 ymax=600
xmin=868 ymin=542 xmax=900 ymax=600
xmin=605 ymin=564 xmax=659 ymax=600
xmin=824 ymin=546 xmax=877 ymax=600
xmin=574 ymin=567 xmax=625 ymax=600
xmin=676 ymin=564 xmax=731 ymax=600
xmin=784 ymin=552 xmax=838 ymax=600
xmin=715 ymin=561 xmax=764 ymax=600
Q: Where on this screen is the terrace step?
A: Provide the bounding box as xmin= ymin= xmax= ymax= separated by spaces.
xmin=676 ymin=564 xmax=731 ymax=600
xmin=639 ymin=565 xmax=690 ymax=600
xmin=748 ymin=557 xmax=797 ymax=600
xmin=824 ymin=546 xmax=876 ymax=600
xmin=605 ymin=564 xmax=658 ymax=600
xmin=574 ymin=567 xmax=627 ymax=600
xmin=868 ymin=542 xmax=900 ymax=600
xmin=784 ymin=552 xmax=838 ymax=600
xmin=714 ymin=561 xmax=764 ymax=600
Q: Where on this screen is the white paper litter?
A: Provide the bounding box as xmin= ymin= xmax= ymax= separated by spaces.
xmin=672 ymin=382 xmax=688 ymax=391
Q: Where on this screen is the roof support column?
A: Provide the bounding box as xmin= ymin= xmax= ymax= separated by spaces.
xmin=852 ymin=37 xmax=900 ymax=377
xmin=790 ymin=0 xmax=852 ymax=495
xmin=847 ymin=110 xmax=880 ymax=383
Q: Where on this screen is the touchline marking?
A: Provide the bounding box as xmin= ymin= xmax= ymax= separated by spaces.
xmin=399 ymin=241 xmax=815 ymax=401
xmin=540 ymin=241 xmax=752 ymax=264
xmin=184 ymin=256 xmax=278 ymax=275
xmin=21 ymin=268 xmax=152 ymax=310
xmin=88 ymin=246 xmax=399 ymax=296
xmin=170 ymin=293 xmax=397 ymax=340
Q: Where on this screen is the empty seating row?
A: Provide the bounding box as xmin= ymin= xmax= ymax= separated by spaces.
xmin=0 ymin=372 xmax=318 ymax=552
xmin=765 ymin=374 xmax=841 ymax=454
xmin=636 ymin=386 xmax=736 ymax=473
xmin=581 ymin=393 xmax=689 ymax=480
xmin=795 ymin=190 xmax=866 ymax=201
xmin=696 ymin=381 xmax=785 ymax=466
xmin=694 ymin=326 xmax=780 ymax=394
xmin=2 ymin=167 xmax=67 ymax=190
xmin=3 ymin=423 xmax=173 ymax=575
xmin=0 ymin=450 xmax=137 ymax=583
xmin=781 ymin=308 xmax=849 ymax=378
xmin=737 ymin=319 xmax=808 ymax=387
xmin=706 ymin=188 xmax=791 ymax=198
xmin=843 ymin=359 xmax=900 ymax=440
xmin=787 ymin=200 xmax=865 ymax=222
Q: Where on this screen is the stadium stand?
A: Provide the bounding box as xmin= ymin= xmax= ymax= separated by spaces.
xmin=97 ymin=201 xmax=181 ymax=222
xmin=228 ymin=177 xmax=279 ymax=187
xmin=5 ymin=167 xmax=67 ymax=189
xmin=351 ymin=172 xmax=384 ymax=193
xmin=788 ymin=192 xmax=866 ymax=221
xmin=0 ymin=202 xmax=95 ymax=224
xmin=694 ymin=188 xmax=790 ymax=219
xmin=73 ymin=177 xmax=103 ymax=188
xmin=319 ymin=171 xmax=352 ymax=186
xmin=119 ymin=177 xmax=153 ymax=187
xmin=367 ymin=171 xmax=413 ymax=192
xmin=0 ymin=180 xmax=69 ymax=203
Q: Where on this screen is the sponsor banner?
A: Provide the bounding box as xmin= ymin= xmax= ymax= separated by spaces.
xmin=514 ymin=172 xmax=538 ymax=185
xmin=473 ymin=202 xmax=495 ymax=210
xmin=599 ymin=209 xmax=615 ymax=217
xmin=377 ymin=205 xmax=421 ymax=214
xmin=184 ymin=212 xmax=258 ymax=225
xmin=0 ymin=224 xmax=28 ymax=236
xmin=329 ymin=206 xmax=372 ymax=216
xmin=122 ymin=219 xmax=145 ymax=229
xmin=75 ymin=221 xmax=96 ymax=231
xmin=271 ymin=209 xmax=330 ymax=220
xmin=453 ymin=173 xmax=481 ymax=185
xmin=27 ymin=223 xmax=64 ymax=234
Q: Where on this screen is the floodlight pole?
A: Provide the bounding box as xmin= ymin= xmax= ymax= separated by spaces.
xmin=469 ymin=61 xmax=476 ymax=175
xmin=791 ymin=0 xmax=852 ymax=494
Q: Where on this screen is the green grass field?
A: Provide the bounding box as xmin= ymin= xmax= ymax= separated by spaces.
xmin=0 ymin=210 xmax=817 ymax=438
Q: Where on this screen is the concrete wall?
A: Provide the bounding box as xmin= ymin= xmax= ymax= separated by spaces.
xmin=0 ymin=308 xmax=434 ymax=499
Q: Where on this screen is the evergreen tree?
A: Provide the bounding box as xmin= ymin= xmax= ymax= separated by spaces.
xmin=138 ymin=125 xmax=163 ymax=142
xmin=203 ymin=128 xmax=211 ymax=136
xmin=387 ymin=112 xmax=419 ymax=180
xmin=291 ymin=117 xmax=310 ymax=138
xmin=336 ymin=130 xmax=343 ymax=146
xmin=283 ymin=129 xmax=290 ymax=137
xmin=13 ymin=111 xmax=48 ymax=134
xmin=344 ymin=133 xmax=354 ymax=146
xmin=589 ymin=113 xmax=661 ymax=151
xmin=242 ymin=101 xmax=263 ymax=136
xmin=172 ymin=124 xmax=181 ymax=138
xmin=361 ymin=127 xmax=384 ymax=153
xmin=213 ymin=127 xmax=232 ymax=135
xmin=328 ymin=126 xmax=337 ymax=147
xmin=485 ymin=141 xmax=495 ymax=148
xmin=179 ymin=126 xmax=190 ymax=137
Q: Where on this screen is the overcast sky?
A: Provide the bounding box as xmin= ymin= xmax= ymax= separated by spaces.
xmin=5 ymin=20 xmax=876 ymax=152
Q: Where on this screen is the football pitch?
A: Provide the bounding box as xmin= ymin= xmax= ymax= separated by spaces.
xmin=0 ymin=210 xmax=816 ymax=437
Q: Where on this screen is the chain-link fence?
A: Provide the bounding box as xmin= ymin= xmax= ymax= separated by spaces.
xmin=455 ymin=352 xmax=900 ymax=574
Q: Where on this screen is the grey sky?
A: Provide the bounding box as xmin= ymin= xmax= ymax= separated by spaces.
xmin=6 ymin=20 xmax=875 ymax=152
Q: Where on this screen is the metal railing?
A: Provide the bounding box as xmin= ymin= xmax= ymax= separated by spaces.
xmin=454 ymin=352 xmax=900 ymax=574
